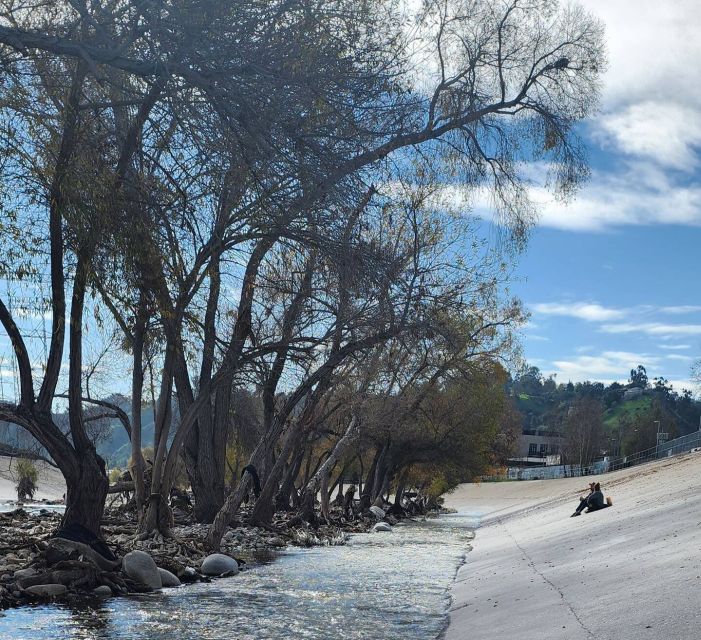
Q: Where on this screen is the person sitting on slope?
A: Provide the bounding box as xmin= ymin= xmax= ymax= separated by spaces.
xmin=584 ymin=482 xmax=612 ymax=512
xmin=571 ymin=482 xmax=596 ymax=517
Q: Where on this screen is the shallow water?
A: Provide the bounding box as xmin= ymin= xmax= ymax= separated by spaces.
xmin=0 ymin=501 xmax=64 ymax=515
xmin=0 ymin=512 xmax=476 ymax=640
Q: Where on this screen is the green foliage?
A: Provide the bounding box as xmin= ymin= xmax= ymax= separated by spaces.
xmin=108 ymin=468 xmax=123 ymax=484
xmin=603 ymin=396 xmax=651 ymax=430
xmin=509 ymin=362 xmax=701 ymax=459
xmin=620 ymin=399 xmax=678 ymax=456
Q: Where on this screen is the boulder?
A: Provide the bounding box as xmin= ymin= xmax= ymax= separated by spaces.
xmin=369 ymin=506 xmax=385 ymax=520
xmin=158 ymin=568 xmax=181 ymax=587
xmin=92 ymin=585 xmax=112 ymax=597
xmin=201 ymin=553 xmax=239 ymax=576
xmin=25 ymin=584 xmax=67 ymax=598
xmin=122 ymin=551 xmax=162 ymax=589
xmin=45 ymin=538 xmax=120 ymax=571
xmin=50 ymin=524 xmax=118 ymax=570
xmin=373 ymin=522 xmax=391 ymax=532
xmin=13 ymin=568 xmax=39 ymax=581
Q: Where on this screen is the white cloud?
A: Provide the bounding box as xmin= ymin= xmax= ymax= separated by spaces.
xmin=531 ymin=302 xmax=625 ymax=322
xmin=551 ymin=350 xmax=659 ymax=379
xmin=658 ymin=344 xmax=692 ymax=350
xmin=550 ymin=1 xmax=701 ymax=228
xmin=544 ymin=351 xmax=701 ymax=392
xmin=658 ymin=306 xmax=701 ymax=315
xmin=528 ymin=164 xmax=701 ymax=231
xmin=579 ymin=0 xmax=701 ymax=110
xmin=600 ymin=323 xmax=701 ymax=337
xmin=665 ymin=379 xmax=699 ymax=394
xmin=596 ymin=102 xmax=701 ymax=171
xmin=665 ymin=354 xmax=694 ymax=362
xmin=463 ymin=158 xmax=701 ymax=231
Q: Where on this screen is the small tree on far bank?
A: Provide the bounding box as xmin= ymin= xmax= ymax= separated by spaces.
xmin=15 ymin=458 xmax=38 ymax=502
xmin=563 ymin=397 xmax=604 ymax=471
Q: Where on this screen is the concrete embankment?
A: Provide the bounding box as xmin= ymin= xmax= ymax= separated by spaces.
xmin=443 ymin=452 xmax=701 ymax=640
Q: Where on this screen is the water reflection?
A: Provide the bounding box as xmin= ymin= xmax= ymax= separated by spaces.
xmin=0 ymin=512 xmax=475 ymax=640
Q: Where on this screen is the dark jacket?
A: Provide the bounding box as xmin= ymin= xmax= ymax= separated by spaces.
xmin=587 ymin=490 xmax=605 ymax=509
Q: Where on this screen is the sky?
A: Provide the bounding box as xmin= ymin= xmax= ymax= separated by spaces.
xmin=508 ymin=0 xmax=701 ymax=392
xmin=0 ymin=0 xmax=699 ymax=401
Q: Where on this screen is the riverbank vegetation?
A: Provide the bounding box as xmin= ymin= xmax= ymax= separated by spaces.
xmin=0 ymin=0 xmax=604 ymax=605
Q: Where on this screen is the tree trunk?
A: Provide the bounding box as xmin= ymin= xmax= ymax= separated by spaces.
xmin=186 ymin=385 xmax=231 ymax=523
xmin=62 ymin=452 xmax=109 ymax=534
xmin=275 ymin=441 xmax=305 ymax=511
xmin=359 ymin=447 xmax=380 ymax=511
xmin=393 ymin=468 xmax=409 ymax=509
xmin=302 ymin=415 xmax=359 ymax=524
xmin=206 ymin=440 xmax=265 ymax=550
xmin=130 ymin=302 xmax=147 ymax=517
xmin=251 ymin=422 xmax=304 ymax=526
xmin=140 ymin=343 xmax=176 ymax=534
xmin=371 ymin=444 xmax=389 ymax=502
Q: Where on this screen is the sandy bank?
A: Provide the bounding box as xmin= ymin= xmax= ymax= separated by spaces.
xmin=0 ymin=456 xmax=66 ymax=503
xmin=444 ymin=451 xmax=701 ymax=640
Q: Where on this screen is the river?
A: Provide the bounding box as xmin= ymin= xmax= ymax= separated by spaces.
xmin=0 ymin=512 xmax=476 ymax=640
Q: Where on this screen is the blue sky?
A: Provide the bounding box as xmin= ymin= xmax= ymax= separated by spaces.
xmin=507 ymin=0 xmax=701 ymax=392
xmin=0 ymin=0 xmax=699 ymax=401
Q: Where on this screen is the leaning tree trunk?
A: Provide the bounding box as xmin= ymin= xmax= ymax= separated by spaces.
xmin=206 ymin=441 xmax=266 ymax=550
xmin=370 ymin=443 xmax=389 ymax=503
xmin=251 ymin=422 xmax=305 ymax=526
xmin=392 ymin=468 xmax=409 ymax=510
xmin=275 ymin=442 xmax=305 ymax=511
xmin=302 ymin=415 xmax=359 ymax=524
xmin=359 ymin=447 xmax=381 ymax=511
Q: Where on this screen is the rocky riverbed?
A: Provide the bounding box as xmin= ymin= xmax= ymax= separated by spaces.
xmin=0 ymin=501 xmax=409 ymax=611
xmin=0 ymin=510 xmax=476 ymax=640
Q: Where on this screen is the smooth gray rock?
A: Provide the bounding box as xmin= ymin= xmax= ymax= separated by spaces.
xmin=122 ymin=551 xmax=162 ymax=589
xmin=201 ymin=553 xmax=239 ymax=576
xmin=25 ymin=584 xmax=67 ymax=598
xmin=373 ymin=522 xmax=392 ymax=532
xmin=369 ymin=506 xmax=386 ymax=520
xmin=13 ymin=568 xmax=39 ymax=580
xmin=158 ymin=567 xmax=181 ymax=587
xmin=92 ymin=585 xmax=112 ymax=597
xmin=46 ymin=538 xmax=120 ymax=571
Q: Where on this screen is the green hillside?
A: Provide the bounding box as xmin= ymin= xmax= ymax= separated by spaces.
xmin=603 ymin=396 xmax=652 ymax=430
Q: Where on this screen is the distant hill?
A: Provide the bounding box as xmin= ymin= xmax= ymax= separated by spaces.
xmin=0 ymin=398 xmax=157 ymax=470
xmin=509 ymin=366 xmax=701 ymax=453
